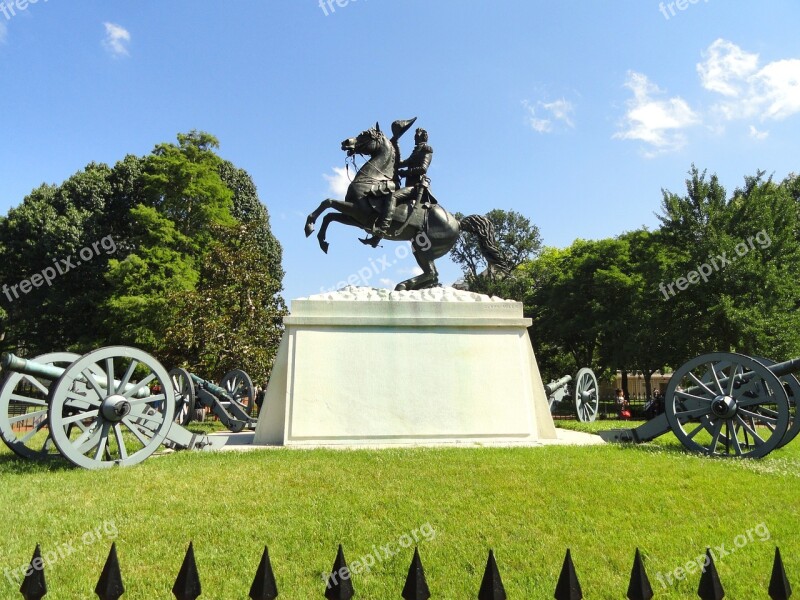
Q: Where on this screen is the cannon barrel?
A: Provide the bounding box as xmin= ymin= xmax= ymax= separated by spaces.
xmin=544 ymin=375 xmax=571 ymax=397
xmin=1 ymin=352 xmax=151 ymax=399
xmin=762 ymin=357 xmax=800 ymax=379
xmin=189 ymin=373 xmax=235 ymax=402
xmin=683 ymin=356 xmax=800 ymax=397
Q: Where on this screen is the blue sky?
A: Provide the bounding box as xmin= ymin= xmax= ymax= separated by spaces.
xmin=2 ymin=1 xmax=800 ymax=302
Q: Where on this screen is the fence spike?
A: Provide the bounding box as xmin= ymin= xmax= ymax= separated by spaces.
xmin=95 ymin=542 xmax=125 ymax=600
xmin=769 ymin=547 xmax=792 ymax=600
xmin=19 ymin=544 xmax=47 ymax=600
xmin=172 ymin=541 xmax=202 ymax=600
xmin=697 ymin=548 xmax=724 ymax=600
xmin=324 ymin=544 xmax=354 ymax=600
xmin=249 ymin=546 xmax=278 ymax=600
xmin=626 ymin=548 xmax=653 ymax=600
xmin=477 ymin=549 xmax=506 ymax=600
xmin=401 ymin=547 xmax=430 ymax=600
xmin=554 ymin=548 xmax=582 ymax=600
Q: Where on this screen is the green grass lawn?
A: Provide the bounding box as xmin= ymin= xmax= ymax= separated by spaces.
xmin=0 ymin=420 xmax=798 ymax=598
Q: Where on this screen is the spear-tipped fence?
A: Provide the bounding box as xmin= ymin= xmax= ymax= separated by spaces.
xmin=10 ymin=543 xmax=793 ymax=599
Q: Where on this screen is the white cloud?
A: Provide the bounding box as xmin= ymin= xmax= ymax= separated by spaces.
xmin=378 ymin=278 xmax=395 ymax=288
xmin=752 ymin=59 xmax=800 ymax=120
xmin=0 ymin=21 xmax=7 ymax=44
xmin=523 ymin=98 xmax=575 ymax=133
xmin=613 ymin=71 xmax=700 ymax=156
xmin=102 ymin=22 xmax=130 ymax=57
xmin=748 ymin=125 xmax=769 ymax=140
xmin=698 ymin=39 xmax=800 ymax=122
xmin=697 ymin=39 xmax=759 ymax=97
xmin=322 ymin=166 xmax=351 ymax=198
xmin=542 ymin=99 xmax=575 ymax=127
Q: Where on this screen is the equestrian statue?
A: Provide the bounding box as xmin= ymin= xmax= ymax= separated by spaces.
xmin=304 ymin=118 xmax=508 ymax=291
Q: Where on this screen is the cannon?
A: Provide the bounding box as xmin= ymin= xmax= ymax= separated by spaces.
xmin=0 ymin=346 xmax=233 ymax=469
xmin=544 ymin=367 xmax=599 ymax=422
xmin=599 ymin=352 xmax=800 ymax=458
xmin=168 ymin=367 xmax=256 ymax=433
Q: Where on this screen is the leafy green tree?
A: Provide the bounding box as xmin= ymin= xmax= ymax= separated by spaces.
xmin=524 ymin=241 xmax=616 ymax=371
xmin=104 ymin=205 xmax=198 ymax=352
xmin=523 ymin=235 xmax=665 ymax=396
xmin=164 ymin=223 xmax=287 ymax=382
xmin=0 ymin=131 xmax=286 ymax=382
xmin=611 ymin=228 xmax=674 ymax=398
xmin=142 ymin=131 xmax=236 ymax=244
xmin=218 ymin=160 xmax=283 ymax=280
xmin=450 ymin=208 xmax=542 ymax=298
xmin=0 ymin=163 xmax=121 ymax=354
xmin=657 ymin=166 xmax=800 ymax=360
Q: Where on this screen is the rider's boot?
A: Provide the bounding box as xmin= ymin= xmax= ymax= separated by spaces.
xmin=360 ymin=196 xmax=396 ymax=247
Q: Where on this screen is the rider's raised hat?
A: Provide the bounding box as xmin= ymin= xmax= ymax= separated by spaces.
xmin=391 ymin=117 xmax=417 ymax=140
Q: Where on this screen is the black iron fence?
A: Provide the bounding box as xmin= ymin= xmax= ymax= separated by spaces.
xmin=10 ymin=542 xmax=793 ymax=599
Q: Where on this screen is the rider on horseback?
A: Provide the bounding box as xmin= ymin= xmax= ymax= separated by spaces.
xmin=362 ymin=125 xmax=435 ymax=247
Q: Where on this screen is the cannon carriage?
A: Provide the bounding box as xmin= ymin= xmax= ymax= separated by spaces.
xmin=600 ymin=351 xmax=800 ymax=458
xmin=0 ymin=346 xmax=257 ymax=469
xmin=169 ymin=366 xmax=257 ymax=432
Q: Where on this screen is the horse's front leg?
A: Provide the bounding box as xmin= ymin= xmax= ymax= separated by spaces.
xmin=305 ymin=198 xmax=338 ymax=237
xmin=317 ymin=213 xmax=361 ymax=253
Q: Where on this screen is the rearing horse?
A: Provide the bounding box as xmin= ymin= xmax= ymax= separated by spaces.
xmin=304 ymin=122 xmax=507 ymax=291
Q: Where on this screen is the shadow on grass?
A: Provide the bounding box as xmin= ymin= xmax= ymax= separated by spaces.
xmin=0 ymin=452 xmax=76 ymax=474
xmin=613 ymin=441 xmax=697 ymax=458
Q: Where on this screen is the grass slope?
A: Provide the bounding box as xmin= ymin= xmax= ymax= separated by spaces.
xmin=0 ymin=421 xmax=797 ymax=598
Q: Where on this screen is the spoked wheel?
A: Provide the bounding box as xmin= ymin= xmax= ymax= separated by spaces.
xmin=665 ymin=352 xmax=790 ymax=458
xmin=0 ymin=352 xmax=102 ymax=460
xmin=754 ymin=357 xmax=800 ymax=448
xmin=574 ymin=367 xmax=599 ymax=423
xmin=169 ymin=368 xmax=195 ymax=426
xmin=220 ymin=369 xmax=254 ymax=415
xmin=48 ymin=346 xmax=175 ymax=469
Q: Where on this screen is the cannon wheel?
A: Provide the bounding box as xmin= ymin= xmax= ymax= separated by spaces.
xmin=48 ymin=346 xmax=175 ymax=469
xmin=220 ymin=369 xmax=254 ymax=415
xmin=574 ymin=368 xmax=599 ymax=422
xmin=169 ymin=368 xmax=195 ymax=426
xmin=0 ymin=352 xmax=104 ymax=460
xmin=664 ymin=352 xmax=790 ymax=458
xmin=754 ymin=357 xmax=800 ymax=448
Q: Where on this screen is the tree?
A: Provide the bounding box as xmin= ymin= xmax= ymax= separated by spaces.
xmin=0 ymin=131 xmax=287 ymax=381
xmin=450 ymin=208 xmax=542 ymax=298
xmin=525 ymin=240 xmax=628 ymax=372
xmin=164 ymin=223 xmax=286 ymax=383
xmin=142 ymin=131 xmax=236 ymax=245
xmin=103 ymin=205 xmax=199 ymax=353
xmin=0 ymin=164 xmax=121 ymax=354
xmin=656 ymin=166 xmax=800 ymax=360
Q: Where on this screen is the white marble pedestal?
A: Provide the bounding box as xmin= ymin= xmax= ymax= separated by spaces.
xmin=253 ymin=286 xmax=556 ymax=447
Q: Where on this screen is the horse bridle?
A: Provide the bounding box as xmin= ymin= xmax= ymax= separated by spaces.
xmin=346 ymin=130 xmax=395 ymax=183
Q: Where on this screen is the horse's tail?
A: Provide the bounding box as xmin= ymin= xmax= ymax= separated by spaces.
xmin=459 ymin=215 xmax=509 ymax=273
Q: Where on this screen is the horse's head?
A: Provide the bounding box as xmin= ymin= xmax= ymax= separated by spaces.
xmin=341 ymin=122 xmax=388 ymax=157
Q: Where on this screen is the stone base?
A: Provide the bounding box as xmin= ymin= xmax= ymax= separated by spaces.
xmin=253 ymin=287 xmax=557 ymax=447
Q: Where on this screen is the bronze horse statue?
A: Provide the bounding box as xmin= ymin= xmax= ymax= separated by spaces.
xmin=304 ymin=122 xmax=507 ymax=291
